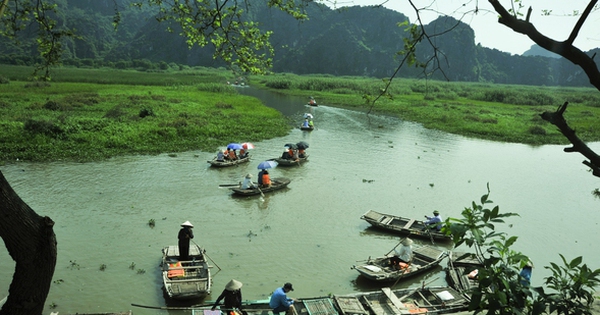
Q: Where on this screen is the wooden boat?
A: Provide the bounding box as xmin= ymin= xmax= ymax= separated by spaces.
xmin=271 ymin=155 xmax=309 ymax=166
xmin=334 ymin=285 xmax=470 ymax=315
xmin=446 ymin=251 xmax=482 ymax=294
xmin=192 ymin=296 xmax=339 ymax=315
xmin=230 ymin=177 xmax=291 ymax=196
xmin=207 ymin=155 xmax=251 ymax=167
xmin=161 ymin=243 xmax=212 ymax=300
xmin=352 ymin=246 xmax=447 ymax=282
xmin=300 ymin=126 xmax=315 ymax=131
xmin=50 ymin=312 xmax=132 ymax=315
xmin=360 ymin=210 xmax=451 ymax=242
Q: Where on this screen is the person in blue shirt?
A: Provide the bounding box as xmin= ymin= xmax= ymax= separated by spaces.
xmin=423 ymin=210 xmax=443 ymax=231
xmin=269 ymin=282 xmax=297 ymax=314
xmin=302 ymin=119 xmax=310 ymax=128
xmin=520 ymin=261 xmax=533 ymax=287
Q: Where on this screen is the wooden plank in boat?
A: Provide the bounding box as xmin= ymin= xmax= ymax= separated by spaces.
xmin=333 ymin=296 xmax=368 ymax=315
xmin=381 ymin=288 xmax=405 ymax=310
xmin=303 ymin=298 xmax=338 ymax=315
xmin=403 ymin=219 xmax=416 ymax=229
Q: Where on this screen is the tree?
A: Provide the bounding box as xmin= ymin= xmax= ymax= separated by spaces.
xmin=0 ymin=171 xmax=57 ymax=315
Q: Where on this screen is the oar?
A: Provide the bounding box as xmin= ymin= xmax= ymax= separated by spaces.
xmin=191 ymin=240 xmax=221 ymax=271
xmin=385 ymin=237 xmax=407 ymax=256
xmin=219 ymin=183 xmax=240 ymax=187
xmin=257 ymin=186 xmax=265 ymax=198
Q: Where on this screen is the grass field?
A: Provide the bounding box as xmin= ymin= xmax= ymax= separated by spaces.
xmin=1 ymin=65 xmax=599 ymax=163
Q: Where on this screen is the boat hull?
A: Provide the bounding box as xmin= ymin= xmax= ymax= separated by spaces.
xmin=361 ymin=210 xmax=451 ymax=241
xmin=352 ymin=246 xmax=447 ymax=282
xmin=161 ymin=244 xmax=212 ymax=300
xmin=207 ymin=155 xmax=251 ymax=167
xmin=230 ymin=177 xmax=291 ymax=196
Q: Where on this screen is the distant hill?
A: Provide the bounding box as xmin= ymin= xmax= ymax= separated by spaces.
xmin=0 ymin=0 xmax=597 ymax=87
xmin=523 ymin=44 xmax=561 ymax=58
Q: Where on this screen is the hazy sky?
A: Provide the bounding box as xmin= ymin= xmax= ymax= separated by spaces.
xmin=327 ymin=0 xmax=600 ymax=55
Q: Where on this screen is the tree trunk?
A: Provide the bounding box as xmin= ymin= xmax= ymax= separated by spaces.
xmin=0 ymin=171 xmax=57 ymax=315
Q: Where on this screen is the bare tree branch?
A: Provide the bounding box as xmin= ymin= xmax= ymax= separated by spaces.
xmin=540 ymin=103 xmax=600 ymax=178
xmin=488 ymin=0 xmax=600 ymax=90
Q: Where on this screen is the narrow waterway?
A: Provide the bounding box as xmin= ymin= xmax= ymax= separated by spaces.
xmin=0 ymin=87 xmax=598 ymax=315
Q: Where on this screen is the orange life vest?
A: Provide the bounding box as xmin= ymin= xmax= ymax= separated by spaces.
xmin=228 ymin=150 xmax=236 ymax=160
xmin=262 ymin=173 xmax=271 ymax=186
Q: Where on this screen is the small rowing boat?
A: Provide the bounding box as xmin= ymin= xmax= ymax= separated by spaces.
xmin=360 ymin=210 xmax=451 ymax=242
xmin=207 ymin=155 xmax=251 ymax=167
xmin=230 ymin=178 xmax=291 ymax=196
xmin=352 ymin=246 xmax=447 ymax=282
xmin=161 ymin=243 xmax=212 ymax=300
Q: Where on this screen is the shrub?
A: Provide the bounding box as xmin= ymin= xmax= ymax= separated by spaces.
xmin=23 ymin=119 xmax=63 ymax=137
xmin=265 ymin=79 xmax=291 ymax=90
xmin=528 ymin=125 xmax=547 ymax=135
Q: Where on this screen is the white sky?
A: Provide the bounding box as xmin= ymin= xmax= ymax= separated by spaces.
xmin=326 ymin=0 xmax=600 ymax=55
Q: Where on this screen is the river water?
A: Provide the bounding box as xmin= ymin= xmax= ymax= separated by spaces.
xmin=0 ymin=87 xmax=599 ymax=315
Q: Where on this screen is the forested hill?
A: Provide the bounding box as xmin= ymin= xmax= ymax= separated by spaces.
xmin=0 ymin=0 xmax=597 ymax=87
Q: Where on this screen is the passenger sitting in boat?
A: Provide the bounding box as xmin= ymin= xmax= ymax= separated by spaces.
xmin=302 ymin=119 xmax=310 ymax=128
xmin=298 ymin=148 xmax=306 ymax=158
xmin=390 ymin=238 xmax=413 ymax=269
xmin=281 ymin=149 xmax=292 ymax=160
xmin=241 ymin=173 xmax=256 ymax=189
xmin=227 ymin=149 xmax=238 ymax=161
xmin=261 ymin=170 xmax=271 ymax=188
xmin=258 ymin=169 xmax=265 ymax=186
xmin=216 ymin=150 xmax=225 ymax=162
xmin=239 ymin=147 xmax=247 ymax=158
xmin=308 ymin=120 xmax=314 ymax=128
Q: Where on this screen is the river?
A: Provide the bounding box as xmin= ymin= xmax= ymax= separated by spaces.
xmin=0 ymin=87 xmax=598 ymax=315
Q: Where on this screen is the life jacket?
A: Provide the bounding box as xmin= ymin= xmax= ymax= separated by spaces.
xmin=228 ymin=150 xmax=237 ymax=160
xmin=262 ymin=173 xmax=271 ymax=186
xmin=239 ymin=149 xmax=246 ymax=157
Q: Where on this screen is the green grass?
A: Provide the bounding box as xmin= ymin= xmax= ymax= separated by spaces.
xmin=253 ymin=73 xmax=600 ymax=145
xmin=2 ymin=65 xmax=599 ymax=164
xmin=0 ymin=67 xmax=290 ymax=163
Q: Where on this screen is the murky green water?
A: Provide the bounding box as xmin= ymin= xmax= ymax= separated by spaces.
xmin=1 ymin=88 xmax=598 ymax=315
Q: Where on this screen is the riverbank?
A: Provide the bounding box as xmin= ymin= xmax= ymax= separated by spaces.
xmin=2 ymin=65 xmax=600 ymax=164
xmin=0 ymin=78 xmax=291 ymax=164
xmin=249 ymin=73 xmax=600 ymax=146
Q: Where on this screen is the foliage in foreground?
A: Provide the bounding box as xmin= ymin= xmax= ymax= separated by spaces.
xmin=446 ymin=185 xmax=600 ymax=314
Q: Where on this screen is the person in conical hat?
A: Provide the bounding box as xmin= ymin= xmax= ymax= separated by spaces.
xmin=211 ymin=279 xmax=245 ymax=312
xmin=390 ymin=238 xmax=413 ymax=268
xmin=178 ymin=221 xmax=194 ymax=261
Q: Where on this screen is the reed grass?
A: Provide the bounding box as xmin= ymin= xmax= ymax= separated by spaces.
xmin=0 ymin=67 xmax=290 ymax=163
xmin=254 ymin=73 xmax=600 ymax=145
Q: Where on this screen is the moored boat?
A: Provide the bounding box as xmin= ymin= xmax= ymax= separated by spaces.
xmin=360 ymin=210 xmax=451 ymax=242
xmin=446 ymin=251 xmax=482 ymax=294
xmin=334 ymin=285 xmax=470 ymax=315
xmin=352 ymin=246 xmax=447 ymax=282
xmin=207 ymin=155 xmax=251 ymax=167
xmin=230 ymin=177 xmax=291 ymax=196
xmin=161 ymin=243 xmax=212 ymax=300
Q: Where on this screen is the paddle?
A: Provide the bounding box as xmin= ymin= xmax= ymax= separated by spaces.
xmin=191 ymin=240 xmax=222 ymax=271
xmin=385 ymin=237 xmax=407 ymax=256
xmin=256 ymin=185 xmax=265 ymax=198
xmin=219 ymin=183 xmax=240 ymax=187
